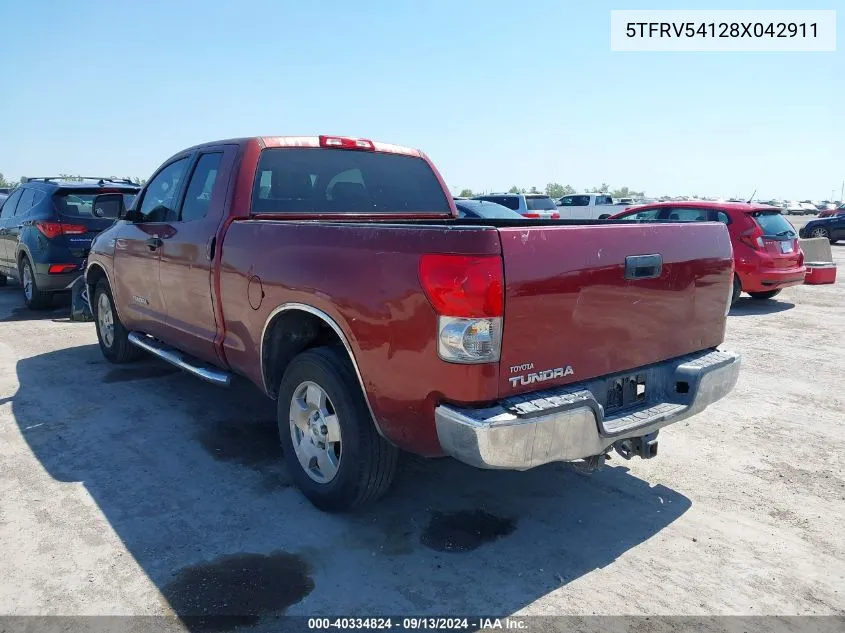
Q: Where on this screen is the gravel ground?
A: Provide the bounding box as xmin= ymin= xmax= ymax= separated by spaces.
xmin=0 ymin=225 xmax=842 ymax=628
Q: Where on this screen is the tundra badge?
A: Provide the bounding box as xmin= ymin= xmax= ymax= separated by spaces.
xmin=509 ymin=365 xmax=574 ymax=388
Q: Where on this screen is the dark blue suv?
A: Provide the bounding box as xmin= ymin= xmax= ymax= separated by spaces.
xmin=0 ymin=178 xmax=139 ymax=308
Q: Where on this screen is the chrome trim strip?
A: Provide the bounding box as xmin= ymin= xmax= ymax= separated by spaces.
xmin=128 ymin=332 xmax=232 ymax=387
xmin=259 ymin=303 xmax=387 ymax=440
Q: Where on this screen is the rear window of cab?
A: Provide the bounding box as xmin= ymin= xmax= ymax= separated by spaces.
xmin=251 ymin=148 xmax=451 ymax=214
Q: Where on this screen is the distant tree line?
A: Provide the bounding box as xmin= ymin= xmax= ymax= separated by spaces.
xmin=457 ymin=182 xmax=645 ymax=199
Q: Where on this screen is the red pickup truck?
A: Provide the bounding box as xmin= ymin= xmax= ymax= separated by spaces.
xmin=86 ymin=135 xmax=740 ymax=511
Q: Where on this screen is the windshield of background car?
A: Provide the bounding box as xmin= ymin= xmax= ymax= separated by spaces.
xmin=750 ymin=210 xmax=796 ymax=237
xmin=252 ymin=148 xmax=451 ymax=214
xmin=525 ymin=196 xmax=557 ymax=211
xmin=55 ymin=191 xmax=138 ymax=217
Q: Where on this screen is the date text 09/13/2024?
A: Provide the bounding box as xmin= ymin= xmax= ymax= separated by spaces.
xmin=308 ymin=617 xmax=527 ymax=630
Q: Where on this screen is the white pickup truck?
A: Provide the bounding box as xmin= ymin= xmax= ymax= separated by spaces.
xmin=556 ymin=193 xmax=617 ymax=219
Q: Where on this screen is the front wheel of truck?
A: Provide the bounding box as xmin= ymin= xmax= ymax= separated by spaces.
xmin=278 ymin=346 xmax=398 ymax=512
xmin=93 ymin=279 xmax=142 ymax=364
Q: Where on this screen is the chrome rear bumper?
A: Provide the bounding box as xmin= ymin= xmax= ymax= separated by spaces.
xmin=435 ymin=348 xmax=740 ymax=470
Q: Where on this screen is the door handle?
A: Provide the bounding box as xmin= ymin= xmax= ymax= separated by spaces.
xmin=625 ymin=254 xmax=663 ymax=280
xmin=146 ymin=237 xmax=163 ymax=251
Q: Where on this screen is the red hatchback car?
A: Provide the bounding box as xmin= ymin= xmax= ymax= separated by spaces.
xmin=611 ymin=201 xmax=805 ymax=303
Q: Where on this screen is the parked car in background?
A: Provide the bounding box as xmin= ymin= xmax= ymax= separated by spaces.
xmin=473 ymin=193 xmax=560 ymax=219
xmin=800 ymin=209 xmax=845 ymax=243
xmin=84 ymin=134 xmax=739 ymax=511
xmin=800 ymin=202 xmax=820 ymax=215
xmin=555 ymin=193 xmax=616 ymax=219
xmin=453 ymin=198 xmax=526 ymax=220
xmin=784 ymin=201 xmax=805 ymax=215
xmin=0 ymin=177 xmax=139 ymax=307
xmin=610 ymin=200 xmax=805 ymax=303
xmin=817 ymin=204 xmax=843 ymax=218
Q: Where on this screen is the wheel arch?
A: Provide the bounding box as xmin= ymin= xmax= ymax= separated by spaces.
xmin=259 ymin=303 xmax=387 ymax=440
xmin=85 ymin=263 xmax=126 ymax=323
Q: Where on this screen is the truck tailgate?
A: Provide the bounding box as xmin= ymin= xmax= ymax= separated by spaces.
xmin=498 ymin=222 xmax=733 ymax=397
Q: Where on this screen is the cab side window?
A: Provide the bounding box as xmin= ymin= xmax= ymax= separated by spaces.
xmin=179 ymin=153 xmax=222 ymax=222
xmin=137 ymin=158 xmax=190 ymax=222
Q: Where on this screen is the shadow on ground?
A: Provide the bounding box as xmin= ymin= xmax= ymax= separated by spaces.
xmin=0 ymin=284 xmax=71 ymax=322
xmin=10 ymin=345 xmax=691 ymax=631
xmin=729 ymin=297 xmax=795 ymax=317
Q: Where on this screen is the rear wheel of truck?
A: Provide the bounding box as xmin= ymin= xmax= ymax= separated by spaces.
xmin=731 ymin=274 xmax=742 ymax=305
xmin=0 ymin=272 xmax=6 ymax=286
xmin=278 ymin=346 xmax=398 ymax=512
xmin=748 ymin=289 xmax=781 ymax=300
xmin=93 ymin=279 xmax=142 ymax=363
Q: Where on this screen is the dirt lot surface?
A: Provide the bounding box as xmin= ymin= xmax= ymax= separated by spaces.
xmin=1 ymin=230 xmax=843 ymax=626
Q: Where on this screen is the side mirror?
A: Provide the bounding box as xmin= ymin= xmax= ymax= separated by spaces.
xmin=92 ymin=193 xmax=126 ymax=220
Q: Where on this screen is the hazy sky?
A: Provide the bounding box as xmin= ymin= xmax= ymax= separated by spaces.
xmin=1 ymin=0 xmax=842 ymax=200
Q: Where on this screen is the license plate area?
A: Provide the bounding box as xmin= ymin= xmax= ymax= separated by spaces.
xmin=779 ymin=241 xmax=793 ymax=254
xmin=605 ymin=373 xmax=647 ymax=414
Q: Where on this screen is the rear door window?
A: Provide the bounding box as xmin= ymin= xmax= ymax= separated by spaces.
xmin=0 ymin=189 xmax=23 ymax=219
xmin=14 ymin=189 xmax=35 ymax=215
xmin=662 ymin=207 xmax=711 ymax=222
xmin=559 ymin=195 xmax=590 ymax=206
xmin=619 ymin=208 xmax=661 ymax=220
xmin=252 ymin=148 xmax=450 ymax=214
xmin=178 ymin=152 xmax=222 ymax=222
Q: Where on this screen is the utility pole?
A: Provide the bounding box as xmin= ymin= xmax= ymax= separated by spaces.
xmin=841 ymin=180 xmax=844 ymax=202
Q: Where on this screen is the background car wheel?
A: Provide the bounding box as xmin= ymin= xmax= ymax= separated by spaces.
xmin=19 ymin=257 xmax=52 ymax=309
xmin=748 ymin=290 xmax=781 ymax=300
xmin=0 ymin=273 xmax=7 ymax=286
xmin=598 ymin=214 xmax=611 ymax=219
xmin=731 ymin=274 xmax=742 ymax=305
xmin=93 ymin=279 xmax=142 ymax=363
xmin=278 ymin=346 xmax=398 ymax=512
xmin=809 ymin=227 xmax=831 ymax=243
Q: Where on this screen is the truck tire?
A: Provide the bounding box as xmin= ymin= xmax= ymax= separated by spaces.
xmin=0 ymin=273 xmax=7 ymax=286
xmin=93 ymin=279 xmax=142 ymax=363
xmin=748 ymin=289 xmax=781 ymax=300
xmin=731 ymin=274 xmax=742 ymax=305
xmin=278 ymin=346 xmax=398 ymax=512
xmin=19 ymin=256 xmax=52 ymax=309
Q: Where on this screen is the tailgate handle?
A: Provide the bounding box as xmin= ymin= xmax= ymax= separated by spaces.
xmin=625 ymin=254 xmax=663 ymax=280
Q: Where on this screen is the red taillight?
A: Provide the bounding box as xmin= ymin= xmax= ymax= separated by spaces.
xmin=550 ymin=212 xmax=560 ymax=219
xmin=48 ymin=264 xmax=78 ymax=274
xmin=522 ymin=213 xmax=541 ymax=219
xmin=739 ymin=227 xmax=764 ymax=250
xmin=797 ymin=248 xmax=804 ymax=266
xmin=418 ymin=254 xmax=504 ymax=318
xmin=318 ymin=135 xmax=375 ymax=151
xmin=35 ymin=221 xmax=87 ymax=239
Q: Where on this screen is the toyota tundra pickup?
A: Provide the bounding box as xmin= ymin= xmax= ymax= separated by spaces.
xmin=86 ymin=135 xmax=740 ymax=511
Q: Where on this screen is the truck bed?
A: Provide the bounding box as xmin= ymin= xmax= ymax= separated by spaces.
xmin=218 ymin=217 xmax=732 ymax=454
